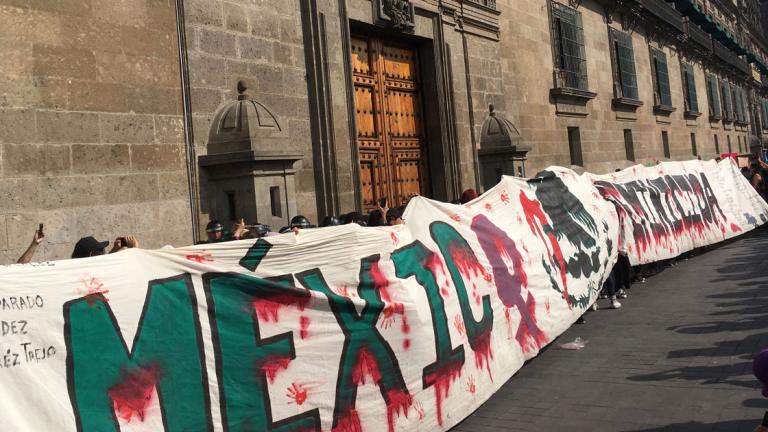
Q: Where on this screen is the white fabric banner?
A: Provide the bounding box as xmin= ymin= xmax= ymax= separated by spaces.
xmin=589 ymin=159 xmax=768 ymax=265
xmin=0 ymin=161 xmax=763 ymax=432
xmin=0 ymin=168 xmax=618 ymax=432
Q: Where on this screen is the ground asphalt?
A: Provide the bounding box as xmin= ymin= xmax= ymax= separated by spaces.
xmin=452 ymin=227 xmax=768 ymax=432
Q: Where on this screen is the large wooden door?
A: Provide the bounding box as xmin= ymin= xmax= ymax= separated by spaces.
xmin=351 ymin=35 xmax=428 ymax=211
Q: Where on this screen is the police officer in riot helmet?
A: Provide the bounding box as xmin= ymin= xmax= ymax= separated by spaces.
xmin=290 ymin=215 xmax=313 ymax=234
xmin=203 ymin=220 xmax=225 ymax=243
xmin=320 ymin=215 xmax=342 ymax=227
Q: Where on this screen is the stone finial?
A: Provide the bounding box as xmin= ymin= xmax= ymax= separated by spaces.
xmin=237 ymin=80 xmax=249 ymax=100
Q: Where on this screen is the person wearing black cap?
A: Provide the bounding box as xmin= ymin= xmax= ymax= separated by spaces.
xmin=72 ymin=236 xmax=110 ymax=259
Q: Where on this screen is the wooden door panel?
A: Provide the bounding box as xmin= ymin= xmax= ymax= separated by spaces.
xmin=392 ymin=150 xmax=424 ymax=204
xmin=354 ymin=84 xmax=378 ymax=139
xmin=351 ymin=35 xmax=427 ymax=211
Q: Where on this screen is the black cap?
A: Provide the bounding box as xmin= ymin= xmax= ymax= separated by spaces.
xmin=72 ymin=236 xmax=109 ymax=259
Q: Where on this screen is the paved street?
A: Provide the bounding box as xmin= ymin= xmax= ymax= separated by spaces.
xmin=453 ymin=228 xmax=768 ymax=432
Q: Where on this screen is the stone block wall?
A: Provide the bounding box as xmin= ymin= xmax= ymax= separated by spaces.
xmin=0 ymin=0 xmax=190 ymax=264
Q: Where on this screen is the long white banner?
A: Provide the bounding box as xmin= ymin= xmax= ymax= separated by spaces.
xmin=0 ymin=161 xmax=762 ymax=432
xmin=589 ymin=159 xmax=768 ymax=265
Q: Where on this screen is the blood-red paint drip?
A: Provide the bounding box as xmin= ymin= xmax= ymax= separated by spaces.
xmin=351 ymin=347 xmax=382 ymax=386
xmin=385 ymin=389 xmax=413 ymax=432
xmin=424 ymin=359 xmax=463 ymax=426
xmin=370 ymin=262 xmax=392 ymax=303
xmin=252 ymin=293 xmax=310 ymax=323
xmin=449 ymin=244 xmax=486 ymax=281
xmin=426 ymin=252 xmax=447 ymax=278
xmin=730 ymin=223 xmax=742 ymax=233
xmin=473 ymin=331 xmax=494 ymax=382
xmin=333 ymin=409 xmax=362 ymax=432
xmin=403 ymin=339 xmax=411 ymax=350
xmin=262 ymin=355 xmax=292 ymax=384
xmin=108 ymin=364 xmax=161 ymax=423
xmin=299 ymin=316 xmax=311 ymax=340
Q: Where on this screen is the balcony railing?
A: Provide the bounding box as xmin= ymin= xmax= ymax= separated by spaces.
xmin=641 ymin=0 xmax=684 ymax=33
xmin=465 ymin=0 xmax=496 ymax=9
xmin=685 ymin=19 xmax=711 ymax=51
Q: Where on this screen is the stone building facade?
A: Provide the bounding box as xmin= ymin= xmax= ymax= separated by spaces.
xmin=1 ymin=0 xmax=767 ymax=262
xmin=0 ymin=0 xmax=191 ymax=263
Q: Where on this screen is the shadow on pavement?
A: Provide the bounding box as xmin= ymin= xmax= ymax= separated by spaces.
xmin=626 ymin=419 xmax=758 ymax=432
xmin=627 ymin=229 xmax=768 ymax=396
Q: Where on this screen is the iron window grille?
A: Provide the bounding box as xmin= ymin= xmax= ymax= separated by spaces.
xmin=550 ymin=2 xmax=589 ymax=91
xmin=762 ymin=100 xmax=768 ymax=130
xmin=721 ymin=79 xmax=734 ymax=122
xmin=610 ymin=28 xmax=639 ymax=100
xmin=706 ymin=74 xmax=721 ymax=119
xmin=650 ymin=48 xmax=673 ymax=109
xmin=681 ymin=63 xmax=699 ymax=114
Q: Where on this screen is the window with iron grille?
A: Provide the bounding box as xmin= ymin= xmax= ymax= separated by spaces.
xmin=550 ymin=2 xmax=588 ymax=91
xmin=714 ymin=135 xmax=720 ymax=154
xmin=662 ymin=131 xmax=670 ymax=158
xmin=651 ymin=48 xmax=672 ymax=107
xmin=681 ymin=63 xmax=698 ymax=113
xmin=721 ymin=79 xmax=734 ymax=121
xmin=733 ymin=85 xmax=744 ymax=123
xmin=706 ymin=74 xmax=721 ymax=119
xmin=609 ymin=29 xmax=638 ymax=100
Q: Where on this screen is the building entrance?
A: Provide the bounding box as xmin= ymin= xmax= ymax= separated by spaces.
xmin=351 ymin=35 xmax=429 ymax=210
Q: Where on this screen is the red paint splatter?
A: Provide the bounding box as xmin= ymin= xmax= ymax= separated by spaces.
xmin=403 ymin=339 xmax=411 ymax=350
xmin=466 ymin=375 xmax=476 ymax=395
xmin=450 ymin=214 xmax=461 ymax=222
xmin=371 ymin=262 xmax=392 ymax=302
xmin=545 ymin=298 xmax=551 ymax=315
xmin=185 ymin=251 xmax=213 ymax=263
xmin=252 ymin=293 xmax=310 ymax=323
xmin=108 ymin=364 xmax=161 ymax=423
xmin=473 ymin=331 xmax=494 ymax=382
xmin=262 ymin=355 xmax=292 ymax=384
xmin=413 ymin=400 xmax=425 ymax=421
xmin=450 ymin=244 xmax=487 ymax=281
xmin=440 ymin=287 xmax=450 ymax=297
xmin=351 ymin=347 xmax=382 ymax=385
xmin=730 ymin=223 xmax=742 ymax=233
xmin=454 ymin=314 xmax=465 ymax=336
xmin=484 ymin=203 xmax=493 ymax=212
xmin=333 ymin=409 xmax=362 ymax=432
xmin=380 ymin=302 xmax=404 ymax=330
xmin=500 ymin=191 xmax=510 ymax=203
xmin=300 ymin=316 xmax=311 ymax=340
xmin=286 ymin=382 xmax=309 ymax=405
xmin=520 ymin=191 xmax=570 ymax=308
xmin=386 ymin=389 xmax=413 ymax=432
xmin=390 ymin=232 xmax=399 ymax=245
xmin=424 ymin=359 xmax=463 ymax=426
xmin=81 ymin=276 xmax=109 ymax=306
xmin=426 ymin=252 xmax=447 ymax=277
xmin=503 ymin=307 xmax=513 ymax=340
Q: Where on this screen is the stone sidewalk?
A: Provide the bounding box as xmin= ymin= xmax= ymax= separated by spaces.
xmin=452 ymin=228 xmax=768 ymax=432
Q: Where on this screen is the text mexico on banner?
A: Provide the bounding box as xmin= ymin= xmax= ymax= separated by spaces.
xmin=0 ymin=168 xmax=618 ymax=432
xmin=588 ymin=159 xmax=768 ymax=265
